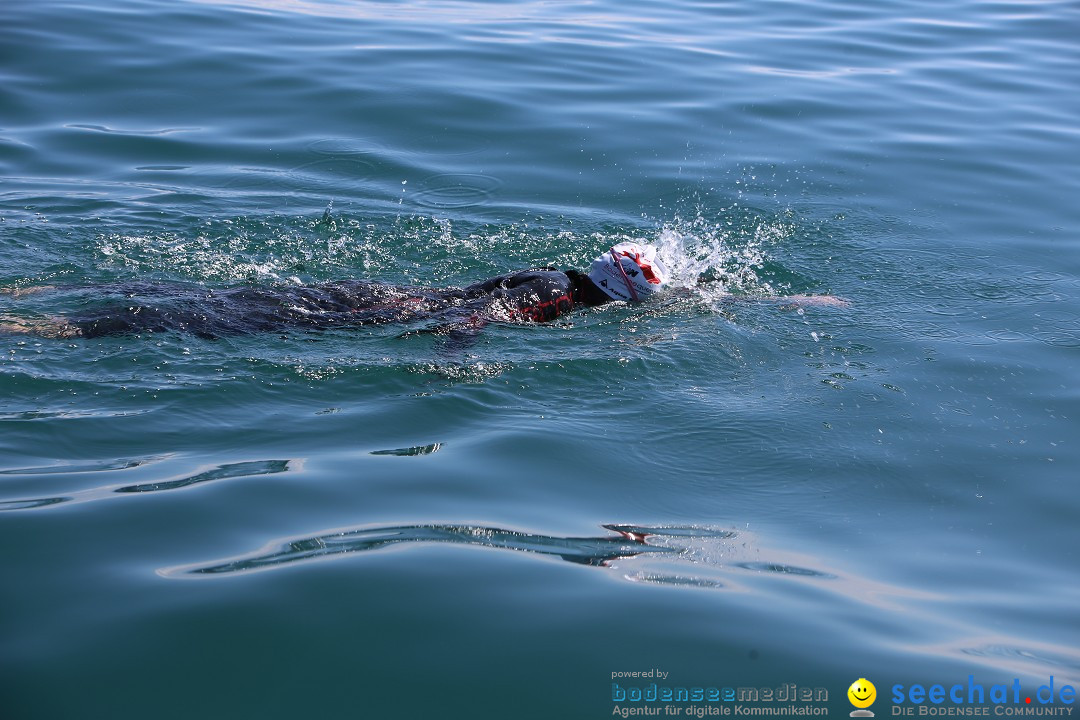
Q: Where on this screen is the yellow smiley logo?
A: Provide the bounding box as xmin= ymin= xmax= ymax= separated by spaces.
xmin=848 ymin=678 xmax=877 ymax=709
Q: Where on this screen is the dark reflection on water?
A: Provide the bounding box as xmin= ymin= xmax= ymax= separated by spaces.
xmin=0 ymin=459 xmax=293 ymax=511
xmin=369 ymin=443 xmax=443 ymax=457
xmin=0 ymin=497 xmax=68 ymax=511
xmin=163 ymin=522 xmax=841 ymax=585
xmin=115 ymin=459 xmax=290 ymax=493
xmin=605 ymin=523 xmax=737 ymax=540
xmin=734 ymin=562 xmax=837 ymax=579
xmin=166 ymin=523 xmax=680 ymax=575
xmin=162 ymin=520 xmax=842 ymax=587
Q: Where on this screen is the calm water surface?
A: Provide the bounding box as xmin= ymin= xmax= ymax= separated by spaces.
xmin=2 ymin=0 xmax=1078 ymax=718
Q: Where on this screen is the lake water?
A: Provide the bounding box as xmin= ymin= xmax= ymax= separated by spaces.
xmin=2 ymin=0 xmax=1078 ymax=718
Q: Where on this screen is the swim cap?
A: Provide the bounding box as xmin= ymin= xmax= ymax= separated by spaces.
xmin=587 ymin=242 xmax=669 ymax=302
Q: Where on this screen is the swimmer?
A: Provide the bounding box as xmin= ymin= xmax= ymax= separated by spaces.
xmin=0 ymin=242 xmax=844 ymax=339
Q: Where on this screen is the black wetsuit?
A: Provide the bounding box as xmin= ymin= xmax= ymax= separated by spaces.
xmin=71 ymin=269 xmax=610 ymax=338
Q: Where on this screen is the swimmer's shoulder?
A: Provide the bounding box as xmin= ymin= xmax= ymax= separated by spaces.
xmin=463 ymin=268 xmax=567 ymax=294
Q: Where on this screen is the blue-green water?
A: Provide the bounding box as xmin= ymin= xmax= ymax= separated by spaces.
xmin=2 ymin=0 xmax=1078 ymax=718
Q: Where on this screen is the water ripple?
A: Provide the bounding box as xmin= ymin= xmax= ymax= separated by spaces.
xmin=0 ymin=455 xmax=166 ymax=475
xmin=960 ymin=644 xmax=1080 ymax=674
xmin=411 ymin=173 xmax=503 ymax=210
xmin=66 ymin=124 xmax=201 ymax=136
xmin=305 ymin=137 xmax=386 ymax=157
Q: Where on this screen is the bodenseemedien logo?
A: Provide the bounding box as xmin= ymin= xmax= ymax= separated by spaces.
xmin=849 ymin=678 xmax=877 ymax=717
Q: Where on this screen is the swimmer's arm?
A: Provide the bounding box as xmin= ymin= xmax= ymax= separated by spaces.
xmin=461 ymin=274 xmax=514 ymax=294
xmin=709 ymin=293 xmax=849 ymax=308
xmin=1 ymin=280 xmax=203 ymax=298
xmin=398 ymin=314 xmax=487 ymax=337
xmin=461 ymin=268 xmax=559 ymax=295
xmin=0 ymin=284 xmax=58 ymax=298
xmin=762 ymin=294 xmax=849 ymax=308
xmin=685 ymin=281 xmax=849 ymax=308
xmin=397 ymin=298 xmax=490 ymax=339
xmin=397 ymin=311 xmax=488 ymax=359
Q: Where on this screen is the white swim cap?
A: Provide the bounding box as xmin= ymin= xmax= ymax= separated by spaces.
xmin=587 ymin=242 xmax=669 ymax=302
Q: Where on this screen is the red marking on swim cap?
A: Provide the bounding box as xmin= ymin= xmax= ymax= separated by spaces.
xmin=618 ymin=249 xmax=661 ymax=284
xmin=611 ymin=248 xmax=639 ymax=301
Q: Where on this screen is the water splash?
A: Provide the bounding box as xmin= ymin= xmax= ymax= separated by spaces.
xmin=651 ymin=214 xmax=788 ymax=299
xmin=92 ymin=214 xmax=403 ymax=284
xmin=85 ymin=210 xmax=792 ymax=300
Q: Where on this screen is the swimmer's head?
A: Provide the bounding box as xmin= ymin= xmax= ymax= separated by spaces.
xmin=588 ymin=242 xmax=669 ymax=302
